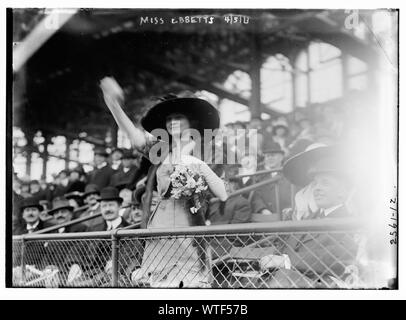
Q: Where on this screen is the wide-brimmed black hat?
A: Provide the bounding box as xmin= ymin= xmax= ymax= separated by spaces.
xmin=48 ymin=197 xmax=74 ymax=215
xmin=98 ymin=186 xmax=123 ymax=203
xmin=141 ymin=96 xmax=220 ymax=137
xmin=283 ymin=144 xmax=349 ymax=187
xmin=20 ymin=197 xmax=44 ymax=212
xmin=82 ymin=184 xmax=100 ymax=198
xmin=307 ymin=157 xmax=352 ymax=186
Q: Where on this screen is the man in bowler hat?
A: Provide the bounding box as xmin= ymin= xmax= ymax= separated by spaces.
xmin=14 ymin=197 xmax=49 ymax=235
xmin=87 ymin=147 xmax=116 ymax=189
xmin=78 ymin=184 xmax=105 ymax=230
xmin=47 ymin=197 xmax=88 ymax=233
xmin=87 ymin=186 xmax=129 ymax=231
xmin=109 ymin=149 xmax=141 ymax=191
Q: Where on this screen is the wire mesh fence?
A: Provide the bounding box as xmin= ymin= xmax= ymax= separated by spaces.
xmin=12 ymin=219 xmax=372 ymax=288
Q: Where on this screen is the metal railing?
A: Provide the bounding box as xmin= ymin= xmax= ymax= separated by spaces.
xmin=12 ymin=218 xmax=374 ymax=288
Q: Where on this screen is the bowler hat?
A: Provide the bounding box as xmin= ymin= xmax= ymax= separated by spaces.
xmin=94 ymin=146 xmax=109 ymax=157
xmin=263 ymin=141 xmax=284 ymax=154
xmin=20 ymin=197 xmax=44 ymax=212
xmin=82 ymin=184 xmax=100 ymax=198
xmin=141 ymin=95 xmax=220 ymax=138
xmin=121 ymin=149 xmax=136 ymax=159
xmin=48 ymin=197 xmax=74 ymax=215
xmin=65 ymin=191 xmax=83 ymax=200
xmin=98 ymin=186 xmax=123 ymax=203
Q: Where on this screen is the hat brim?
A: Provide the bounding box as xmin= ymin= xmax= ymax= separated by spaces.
xmin=48 ymin=205 xmax=74 ymax=215
xmin=21 ymin=204 xmax=43 ymax=212
xmin=82 ymin=191 xmax=100 ymax=199
xmin=141 ymin=98 xmax=220 ymax=137
xmin=282 ymin=146 xmax=336 ymax=187
xmin=98 ymin=197 xmax=123 ymax=203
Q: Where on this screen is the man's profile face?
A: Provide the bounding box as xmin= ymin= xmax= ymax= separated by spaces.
xmin=23 ymin=207 xmax=40 ymax=224
xmin=100 ymin=200 xmax=120 ymax=221
xmin=312 ymin=173 xmax=346 ymax=209
xmin=85 ymin=193 xmax=100 ymax=205
xmin=53 ymin=208 xmax=73 ymax=224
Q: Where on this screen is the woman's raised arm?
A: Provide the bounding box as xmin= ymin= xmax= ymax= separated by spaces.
xmin=100 ymin=77 xmax=150 ymax=151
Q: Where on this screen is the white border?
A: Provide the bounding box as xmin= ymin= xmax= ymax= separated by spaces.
xmin=1 ymin=0 xmax=404 ymax=300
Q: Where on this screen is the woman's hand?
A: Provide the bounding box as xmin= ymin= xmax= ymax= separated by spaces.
xmin=100 ymin=77 xmax=125 ymax=107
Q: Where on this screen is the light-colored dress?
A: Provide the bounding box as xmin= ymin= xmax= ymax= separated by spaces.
xmin=133 ymin=142 xmax=227 ymax=288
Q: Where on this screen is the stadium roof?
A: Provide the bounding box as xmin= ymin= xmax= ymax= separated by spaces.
xmin=12 ymin=9 xmax=379 ymax=144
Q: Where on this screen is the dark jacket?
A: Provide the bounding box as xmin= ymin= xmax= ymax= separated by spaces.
xmin=109 ymin=165 xmax=140 ymax=190
xmin=77 ymin=203 xmax=105 ymax=230
xmin=209 ymin=195 xmax=252 ymax=225
xmin=87 ymin=216 xmax=130 ymax=232
xmin=66 ymin=180 xmax=86 ymax=193
xmin=283 ymin=205 xmax=357 ymax=278
xmin=88 ymin=164 xmax=116 ymax=190
xmin=251 ymin=174 xmax=292 ymax=213
xmin=14 ymin=219 xmax=49 ymax=235
xmin=49 ymin=222 xmax=88 ymax=233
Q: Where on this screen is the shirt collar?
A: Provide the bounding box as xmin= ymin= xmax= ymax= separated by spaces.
xmin=27 ymin=220 xmax=40 ymax=231
xmin=107 ymin=217 xmax=122 ymax=230
xmin=323 ymin=204 xmax=343 ymax=217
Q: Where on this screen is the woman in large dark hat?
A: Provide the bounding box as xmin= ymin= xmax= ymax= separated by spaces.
xmin=100 ymin=77 xmax=227 ymax=288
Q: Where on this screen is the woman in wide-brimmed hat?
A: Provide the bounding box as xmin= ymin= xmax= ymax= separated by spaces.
xmin=100 ymin=77 xmax=227 ymax=288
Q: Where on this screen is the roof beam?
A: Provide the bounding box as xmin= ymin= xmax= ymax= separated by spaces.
xmin=138 ymin=58 xmax=283 ymax=117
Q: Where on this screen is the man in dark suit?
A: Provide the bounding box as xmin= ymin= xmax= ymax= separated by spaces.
xmin=249 ymin=141 xmax=292 ymax=216
xmin=88 ymin=147 xmax=116 ymax=190
xmin=70 ymin=187 xmax=140 ymax=286
xmin=14 ymin=197 xmax=49 ymax=235
xmin=47 ymin=197 xmax=88 ymax=233
xmin=259 ymin=153 xmax=357 ymax=288
xmin=78 ymin=184 xmax=105 ymax=230
xmin=88 ymin=187 xmax=129 ymax=231
xmin=109 ymin=149 xmax=140 ymax=191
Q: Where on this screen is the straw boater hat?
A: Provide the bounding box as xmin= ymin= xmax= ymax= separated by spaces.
xmin=141 ymin=94 xmax=220 ymax=137
xmin=48 ymin=197 xmax=74 ymax=215
xmin=97 ymin=187 xmax=123 ymax=204
xmin=20 ymin=197 xmax=44 ymax=212
xmin=282 ymin=143 xmax=351 ymax=187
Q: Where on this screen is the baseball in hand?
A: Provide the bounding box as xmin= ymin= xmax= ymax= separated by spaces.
xmin=100 ymin=77 xmax=124 ymax=103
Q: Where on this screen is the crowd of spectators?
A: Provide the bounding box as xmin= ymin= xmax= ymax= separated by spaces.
xmin=12 ymin=103 xmax=350 ymax=236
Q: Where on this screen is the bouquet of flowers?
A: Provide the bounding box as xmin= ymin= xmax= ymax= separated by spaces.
xmin=169 ymin=164 xmax=208 ymax=214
